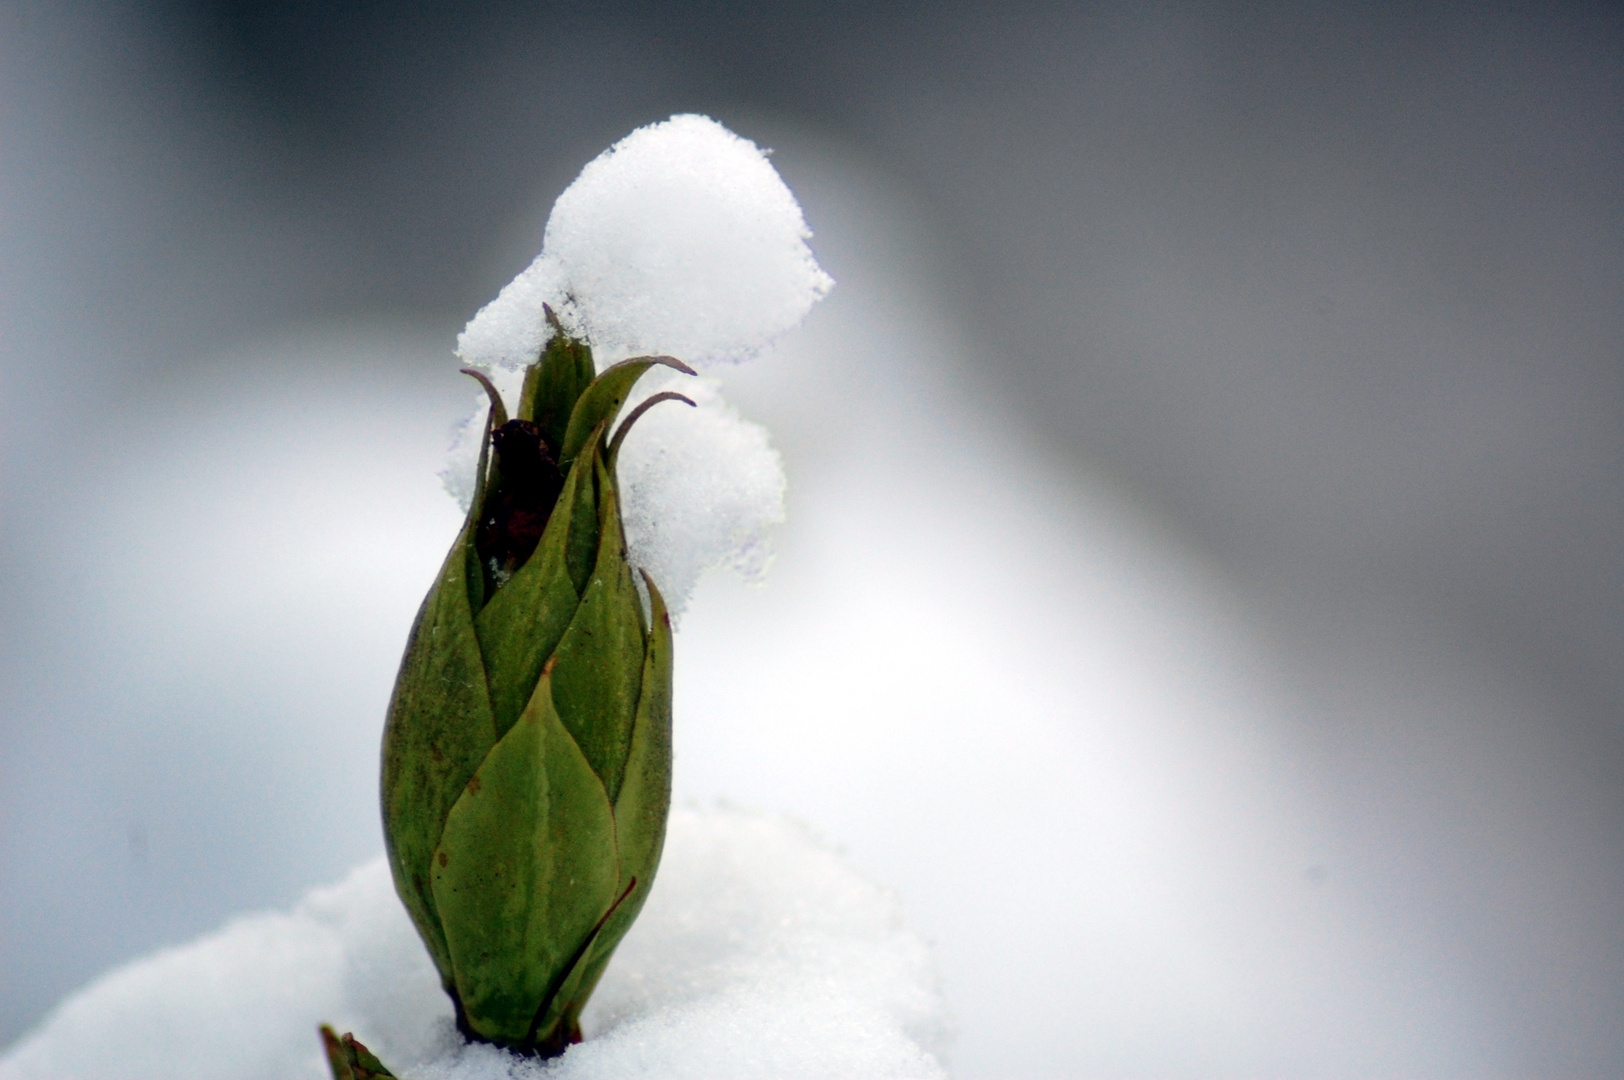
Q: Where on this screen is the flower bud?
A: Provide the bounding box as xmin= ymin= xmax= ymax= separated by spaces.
xmin=379 ymin=316 xmax=693 ymax=1057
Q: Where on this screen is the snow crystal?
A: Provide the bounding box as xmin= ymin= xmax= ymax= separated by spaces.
xmin=442 ymin=114 xmax=827 ymax=616
xmin=0 ymin=806 xmax=949 ymax=1080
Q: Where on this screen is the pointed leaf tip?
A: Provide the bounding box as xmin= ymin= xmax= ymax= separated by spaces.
xmin=460 ymin=368 xmax=510 ymax=429
xmin=320 ymin=1025 xmax=398 ymax=1080
xmin=628 ymin=354 xmax=698 ymax=377
xmin=608 ymin=391 xmax=697 ymax=468
xmin=560 ymin=356 xmax=698 ymax=464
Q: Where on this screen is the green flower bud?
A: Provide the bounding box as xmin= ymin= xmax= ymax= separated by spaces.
xmin=379 ymin=312 xmax=695 ymax=1058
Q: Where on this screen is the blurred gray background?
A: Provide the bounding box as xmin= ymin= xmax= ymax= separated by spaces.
xmin=2 ymin=1 xmax=1621 ymax=1076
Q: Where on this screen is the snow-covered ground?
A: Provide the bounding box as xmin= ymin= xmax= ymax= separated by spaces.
xmin=0 ymin=807 xmax=948 ymax=1080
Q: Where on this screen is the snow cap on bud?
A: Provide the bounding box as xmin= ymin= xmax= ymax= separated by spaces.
xmin=458 ymin=113 xmax=833 ymax=371
xmin=445 ymin=114 xmax=830 ymax=620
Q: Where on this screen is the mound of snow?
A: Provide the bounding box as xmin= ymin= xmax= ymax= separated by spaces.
xmin=457 ymin=113 xmax=831 ymax=372
xmin=0 ymin=806 xmax=949 ymax=1080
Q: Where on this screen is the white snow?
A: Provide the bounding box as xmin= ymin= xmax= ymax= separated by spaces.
xmin=0 ymin=806 xmax=948 ymax=1080
xmin=614 ymin=375 xmax=786 ymax=608
xmin=443 ymin=114 xmax=828 ymax=617
xmin=5 ymin=132 xmax=1606 ymax=1080
xmin=456 ymin=113 xmax=832 ymax=372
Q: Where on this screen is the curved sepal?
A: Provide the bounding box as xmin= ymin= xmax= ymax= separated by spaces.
xmin=606 ymin=391 xmax=696 ymax=472
xmin=560 ymin=355 xmax=696 ymax=466
xmin=430 ymin=670 xmax=620 ymax=1046
xmin=380 ymin=520 xmax=498 ymax=986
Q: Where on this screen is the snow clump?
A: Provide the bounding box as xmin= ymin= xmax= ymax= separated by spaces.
xmin=443 ymin=114 xmax=831 ymax=616
xmin=458 ymin=112 xmax=832 ymax=370
xmin=0 ymin=806 xmax=950 ymax=1080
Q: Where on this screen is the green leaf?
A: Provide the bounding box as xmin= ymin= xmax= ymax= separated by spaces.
xmin=320 ymin=1026 xmax=397 ymax=1080
xmin=380 ymin=520 xmax=498 ymax=986
xmin=519 ymin=313 xmax=596 ymax=454
xmin=430 ymin=671 xmax=620 ymax=1046
xmin=474 ymin=445 xmax=595 ymax=742
xmin=523 ymin=872 xmax=637 ymax=1055
xmin=319 ymin=1026 xmax=353 ymax=1080
xmin=559 ymin=355 xmax=696 ymax=466
xmin=612 ymin=569 xmax=674 ymax=886
xmin=563 ymin=431 xmax=603 ymax=596
xmin=547 ymin=452 xmax=646 ymax=802
xmin=564 ymin=569 xmax=675 ymax=1022
xmin=464 ymin=406 xmax=496 ymax=616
